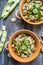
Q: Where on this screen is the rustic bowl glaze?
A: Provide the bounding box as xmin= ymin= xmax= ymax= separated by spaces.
xmin=15 ymin=0 xmax=43 ymax=25
xmin=7 ymin=30 xmax=40 ymax=62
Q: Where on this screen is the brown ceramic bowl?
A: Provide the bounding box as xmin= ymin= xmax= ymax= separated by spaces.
xmin=5 ymin=30 xmax=41 ymax=63
xmin=15 ymin=0 xmax=43 ymax=25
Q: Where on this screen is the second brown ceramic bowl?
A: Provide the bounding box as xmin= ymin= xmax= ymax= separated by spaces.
xmin=15 ymin=0 xmax=43 ymax=25
xmin=5 ymin=30 xmax=41 ymax=62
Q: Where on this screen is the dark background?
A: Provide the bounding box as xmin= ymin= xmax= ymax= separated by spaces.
xmin=0 ymin=0 xmax=43 ymax=65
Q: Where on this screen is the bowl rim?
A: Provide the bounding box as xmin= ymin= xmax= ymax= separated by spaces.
xmin=8 ymin=30 xmax=40 ymax=62
xmin=20 ymin=0 xmax=43 ymax=25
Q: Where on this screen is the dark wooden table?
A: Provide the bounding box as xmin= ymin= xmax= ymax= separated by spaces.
xmin=0 ymin=0 xmax=43 ymax=65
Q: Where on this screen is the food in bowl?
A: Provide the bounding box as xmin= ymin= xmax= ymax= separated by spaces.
xmin=22 ymin=0 xmax=43 ymax=22
xmin=12 ymin=34 xmax=36 ymax=58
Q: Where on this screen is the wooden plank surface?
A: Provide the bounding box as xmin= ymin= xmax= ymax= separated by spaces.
xmin=0 ymin=0 xmax=43 ymax=65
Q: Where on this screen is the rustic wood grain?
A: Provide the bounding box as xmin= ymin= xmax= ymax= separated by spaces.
xmin=0 ymin=0 xmax=43 ymax=65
